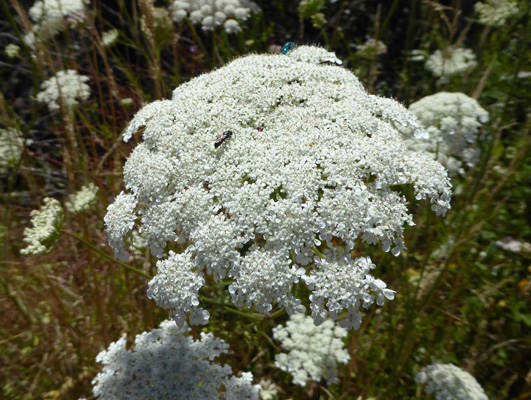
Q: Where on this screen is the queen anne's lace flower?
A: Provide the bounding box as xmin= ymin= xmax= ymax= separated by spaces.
xmin=92 ymin=320 xmax=260 ymax=399
xmin=416 ymin=363 xmax=489 ymax=400
xmin=273 ymin=313 xmax=350 ymax=387
xmin=101 ymin=29 xmax=118 ymax=47
xmin=5 ymin=44 xmax=20 ymax=58
xmin=404 ymin=92 xmax=489 ymax=176
xmin=426 ymin=48 xmax=477 ymax=80
xmin=356 ymin=38 xmax=387 ymax=58
xmin=25 ymin=0 xmax=89 ymax=46
xmin=475 ymin=0 xmax=519 ymax=26
xmin=170 ymin=0 xmax=260 ymax=33
xmin=105 ymin=45 xmax=451 ymax=329
xmin=65 ymin=183 xmax=99 ymax=213
xmin=22 ymin=198 xmax=64 ymax=255
xmin=0 ymin=128 xmax=25 ymax=169
xmin=37 ymin=70 xmax=90 ymax=111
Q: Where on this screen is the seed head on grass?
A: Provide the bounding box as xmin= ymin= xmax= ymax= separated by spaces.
xmin=105 ymin=45 xmax=451 ymax=330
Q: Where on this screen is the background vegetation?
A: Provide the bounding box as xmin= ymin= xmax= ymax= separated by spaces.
xmin=1 ymin=0 xmax=530 ymax=398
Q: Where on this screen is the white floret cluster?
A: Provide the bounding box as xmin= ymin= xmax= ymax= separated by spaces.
xmin=356 ymin=38 xmax=387 ymax=58
xmin=36 ymin=69 xmax=91 ymax=111
xmin=105 ymin=45 xmax=451 ymax=330
xmin=65 ymin=182 xmax=99 ymax=213
xmin=405 ymin=92 xmax=489 ymax=176
xmin=101 ymin=29 xmax=118 ymax=47
xmin=25 ymin=0 xmax=89 ymax=46
xmin=92 ymin=320 xmax=260 ymax=400
xmin=170 ymin=0 xmax=260 ymax=33
xmin=22 ymin=197 xmax=64 ymax=255
xmin=0 ymin=128 xmax=25 ymax=169
xmin=5 ymin=43 xmax=20 ymax=58
xmin=272 ymin=313 xmax=350 ymax=387
xmin=426 ymin=48 xmax=477 ymax=81
xmin=416 ymin=363 xmax=489 ymax=400
xmin=475 ymin=0 xmax=519 ymax=26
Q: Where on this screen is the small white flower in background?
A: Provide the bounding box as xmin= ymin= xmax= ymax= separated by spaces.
xmin=21 ymin=198 xmax=64 ymax=255
xmin=5 ymin=44 xmax=20 ymax=58
xmin=25 ymin=0 xmax=89 ymax=46
xmin=65 ymin=183 xmax=99 ymax=213
xmin=119 ymin=97 xmax=134 ymax=106
xmin=496 ymin=236 xmax=531 ymax=253
xmin=475 ymin=0 xmax=519 ymax=26
xmin=92 ymin=320 xmax=260 ymax=399
xmin=105 ymin=45 xmax=451 ymax=330
xmin=258 ymin=379 xmax=278 ymax=400
xmin=101 ymin=29 xmax=118 ymax=47
xmin=416 ymin=363 xmax=489 ymax=400
xmin=426 ymin=48 xmax=477 ymax=81
xmin=36 ymin=69 xmax=90 ymax=111
xmin=272 ymin=313 xmax=350 ymax=387
xmin=356 ymin=38 xmax=387 ymax=58
xmin=404 ymin=92 xmax=489 ymax=176
xmin=170 ymin=0 xmax=260 ymax=33
xmin=0 ymin=128 xmax=26 ymax=169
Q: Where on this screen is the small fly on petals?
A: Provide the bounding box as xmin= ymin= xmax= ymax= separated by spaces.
xmin=281 ymin=42 xmax=296 ymax=54
xmin=214 ymin=130 xmax=233 ymax=148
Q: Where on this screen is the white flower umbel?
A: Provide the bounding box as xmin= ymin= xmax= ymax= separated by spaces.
xmin=272 ymin=313 xmax=350 ymax=387
xmin=416 ymin=363 xmax=489 ymax=400
xmin=21 ymin=198 xmax=64 ymax=255
xmin=101 ymin=29 xmax=118 ymax=47
xmin=105 ymin=45 xmax=451 ymax=329
xmin=65 ymin=182 xmax=99 ymax=213
xmin=5 ymin=44 xmax=20 ymax=58
xmin=405 ymin=92 xmax=489 ymax=176
xmin=356 ymin=38 xmax=387 ymax=58
xmin=0 ymin=128 xmax=25 ymax=169
xmin=258 ymin=379 xmax=278 ymax=400
xmin=92 ymin=320 xmax=260 ymax=400
xmin=170 ymin=0 xmax=260 ymax=33
xmin=475 ymin=0 xmax=519 ymax=26
xmin=26 ymin=0 xmax=89 ymax=45
xmin=36 ymin=69 xmax=90 ymax=111
xmin=426 ymin=48 xmax=477 ymax=81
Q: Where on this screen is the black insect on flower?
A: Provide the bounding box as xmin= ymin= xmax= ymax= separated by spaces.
xmin=281 ymin=42 xmax=296 ymax=54
xmin=214 ymin=130 xmax=233 ymax=148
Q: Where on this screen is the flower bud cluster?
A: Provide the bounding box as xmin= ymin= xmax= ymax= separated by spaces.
xmin=426 ymin=48 xmax=477 ymax=80
xmin=416 ymin=363 xmax=488 ymax=400
xmin=22 ymin=198 xmax=64 ymax=255
xmin=105 ymin=45 xmax=451 ymax=329
xmin=405 ymin=92 xmax=489 ymax=176
xmin=272 ymin=313 xmax=350 ymax=387
xmin=170 ymin=0 xmax=260 ymax=33
xmin=92 ymin=320 xmax=260 ymax=399
xmin=36 ymin=69 xmax=91 ymax=111
xmin=65 ymin=183 xmax=99 ymax=213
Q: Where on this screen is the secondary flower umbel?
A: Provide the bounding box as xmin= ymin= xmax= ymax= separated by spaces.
xmin=105 ymin=46 xmax=451 ymax=330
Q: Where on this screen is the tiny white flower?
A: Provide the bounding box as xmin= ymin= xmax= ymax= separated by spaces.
xmin=101 ymin=29 xmax=118 ymax=47
xmin=5 ymin=44 xmax=20 ymax=58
